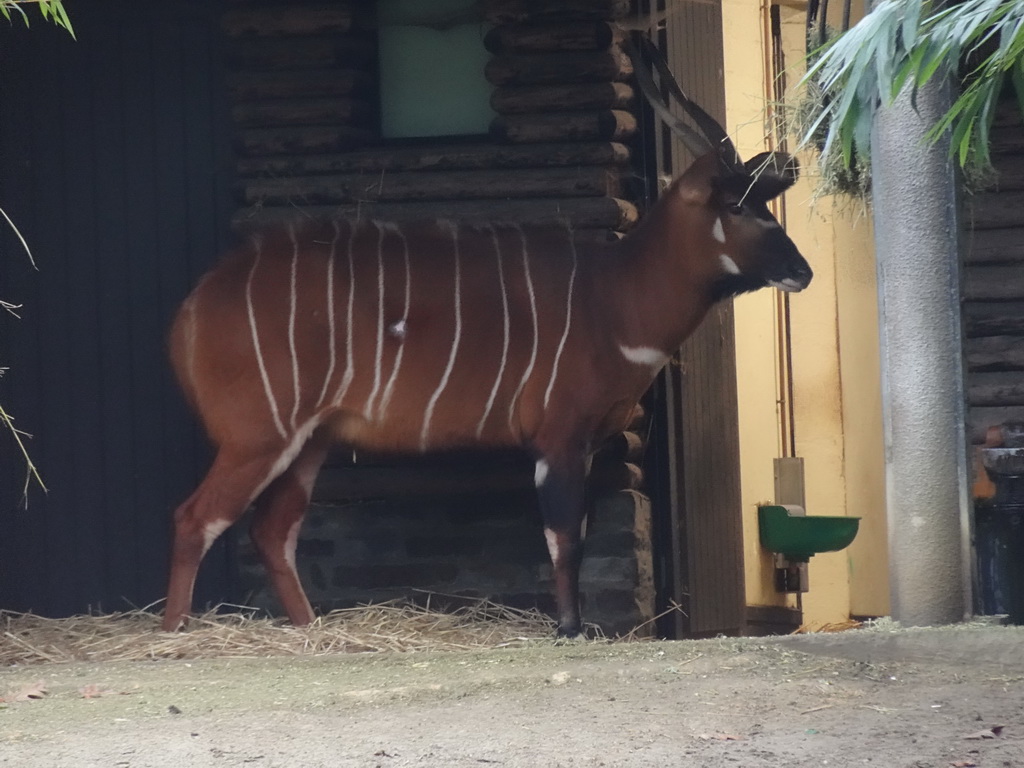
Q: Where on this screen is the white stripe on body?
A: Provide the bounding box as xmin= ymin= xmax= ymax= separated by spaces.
xmin=364 ymin=222 xmax=387 ymax=419
xmin=287 ymin=224 xmax=302 ymax=429
xmin=378 ymin=223 xmax=410 ymax=421
xmin=508 ymin=226 xmax=539 ymax=431
xmin=476 ymin=226 xmax=511 ymax=438
xmin=245 ymin=237 xmax=288 ymax=440
xmin=315 ymin=221 xmax=341 ymax=409
xmin=420 ymin=221 xmax=462 ymax=451
xmin=543 ymin=228 xmax=578 ymax=409
xmin=331 ymin=226 xmax=358 ymax=407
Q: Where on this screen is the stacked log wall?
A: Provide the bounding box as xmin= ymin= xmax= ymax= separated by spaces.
xmin=964 ymin=102 xmax=1024 ymax=443
xmin=223 ymin=0 xmax=655 ymax=635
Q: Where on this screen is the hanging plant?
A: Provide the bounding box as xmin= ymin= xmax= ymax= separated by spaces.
xmin=796 ymin=0 xmax=1024 ymax=197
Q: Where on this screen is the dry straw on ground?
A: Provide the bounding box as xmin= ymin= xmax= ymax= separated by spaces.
xmin=0 ymin=599 xmax=567 ymax=666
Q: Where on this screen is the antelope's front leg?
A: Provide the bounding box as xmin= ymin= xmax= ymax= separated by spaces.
xmin=535 ymin=452 xmax=587 ymax=637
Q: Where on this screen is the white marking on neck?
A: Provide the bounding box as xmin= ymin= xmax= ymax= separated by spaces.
xmin=477 ymin=227 xmax=511 ymax=439
xmin=421 ymin=221 xmax=462 ymax=451
xmin=315 ymin=221 xmax=341 ymax=409
xmin=619 ymin=344 xmax=669 ymax=370
xmin=543 ymin=227 xmax=577 ymax=409
xmin=712 ymin=217 xmax=725 ymax=243
xmin=245 ymin=237 xmax=288 ymax=440
xmin=332 ymin=226 xmax=358 ymax=407
xmin=508 ymin=226 xmax=539 ymax=431
xmin=364 ymin=222 xmax=386 ymax=419
xmin=287 ymin=225 xmax=302 ymax=429
xmin=719 ymin=253 xmax=741 ymax=275
xmin=534 ymin=458 xmax=549 ymax=488
xmin=378 ymin=223 xmax=410 ymax=420
xmin=756 ymin=217 xmax=782 ymax=229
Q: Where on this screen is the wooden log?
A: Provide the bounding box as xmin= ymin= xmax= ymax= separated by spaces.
xmin=991 ymin=123 xmax=1024 ymax=155
xmin=970 ymin=406 xmax=1024 ymax=443
xmin=232 ymin=98 xmax=374 ymax=128
xmin=966 ymin=335 xmax=1024 ymax=371
xmin=485 ymin=48 xmax=632 ymax=86
xmin=226 ymin=70 xmax=375 ymax=100
xmin=969 ymin=371 xmax=1024 ymax=406
xmin=492 ymin=110 xmax=637 ymax=143
xmin=491 ymin=82 xmax=635 ymax=114
xmin=965 ymin=226 xmax=1024 ymax=263
xmin=965 ymin=302 xmax=1024 ymax=337
xmin=485 ymin=0 xmax=631 ymax=24
xmin=967 ymin=191 xmax=1024 ymax=229
xmin=483 ymin=21 xmax=617 ymax=54
xmin=982 ymin=155 xmax=1024 ymax=191
xmin=232 ymin=195 xmax=640 ymax=231
xmin=236 ymin=126 xmax=375 ymax=156
xmin=965 ymin=265 xmax=1024 ymax=301
xmin=222 ymin=6 xmax=353 ymax=37
xmin=236 ymin=141 xmax=631 ymax=177
xmin=243 ymin=166 xmax=623 ymax=205
xmin=226 ymin=36 xmax=375 ymax=70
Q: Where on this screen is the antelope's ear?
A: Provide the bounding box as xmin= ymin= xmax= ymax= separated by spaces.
xmin=674 ymin=151 xmax=720 ymax=205
xmin=744 ymin=151 xmax=799 ymax=199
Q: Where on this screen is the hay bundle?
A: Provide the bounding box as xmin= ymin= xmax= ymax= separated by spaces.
xmin=0 ymin=599 xmax=561 ymax=666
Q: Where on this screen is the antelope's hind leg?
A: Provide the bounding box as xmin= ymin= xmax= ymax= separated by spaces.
xmin=249 ymin=433 xmax=330 ymax=626
xmin=163 ymin=445 xmax=295 ymax=632
xmin=535 ymin=451 xmax=588 ymax=638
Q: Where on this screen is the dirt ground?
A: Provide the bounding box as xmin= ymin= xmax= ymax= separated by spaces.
xmin=2 ymin=622 xmax=1024 ymax=768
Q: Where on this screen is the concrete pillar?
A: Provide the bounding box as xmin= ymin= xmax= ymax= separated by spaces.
xmin=870 ymin=78 xmax=972 ymax=625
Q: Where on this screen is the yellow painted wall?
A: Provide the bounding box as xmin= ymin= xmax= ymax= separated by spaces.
xmin=721 ymin=0 xmax=889 ymax=627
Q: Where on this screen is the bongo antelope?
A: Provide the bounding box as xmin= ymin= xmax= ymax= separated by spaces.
xmin=161 ymin=37 xmax=812 ymax=635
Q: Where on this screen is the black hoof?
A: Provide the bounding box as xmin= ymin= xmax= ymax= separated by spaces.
xmin=556 ymin=623 xmax=582 ymax=639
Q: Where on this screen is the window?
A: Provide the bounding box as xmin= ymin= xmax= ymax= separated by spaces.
xmin=377 ymin=0 xmax=495 ymax=139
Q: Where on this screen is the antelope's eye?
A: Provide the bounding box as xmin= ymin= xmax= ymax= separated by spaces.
xmin=728 ymin=202 xmax=745 ymax=215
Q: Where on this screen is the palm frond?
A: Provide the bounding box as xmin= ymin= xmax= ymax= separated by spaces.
xmin=799 ymin=0 xmax=1024 ymax=183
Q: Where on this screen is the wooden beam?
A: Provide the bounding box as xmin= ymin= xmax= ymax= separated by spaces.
xmin=969 ymin=371 xmax=1024 ymax=406
xmin=484 ymin=21 xmax=617 ymax=54
xmin=236 ymin=126 xmax=375 ymax=156
xmin=983 ymin=155 xmax=1024 ymax=191
xmin=964 ymin=265 xmax=1024 ymax=301
xmin=232 ymin=195 xmax=640 ymax=230
xmin=222 ymin=5 xmax=353 ymax=37
xmin=491 ymin=82 xmax=635 ymax=114
xmin=486 ymin=0 xmax=631 ymax=23
xmin=491 ymin=110 xmax=637 ymax=143
xmin=965 ymin=301 xmax=1024 ymax=337
xmin=965 ymin=227 xmax=1024 ymax=263
xmin=968 ymin=191 xmax=1024 ymax=229
xmin=226 ymin=36 xmax=375 ymax=70
xmin=236 ymin=141 xmax=632 ymax=177
xmin=242 ymin=166 xmax=623 ymax=205
xmin=232 ymin=98 xmax=374 ymax=128
xmin=485 ymin=48 xmax=632 ymax=86
xmin=966 ymin=335 xmax=1024 ymax=371
xmin=226 ymin=70 xmax=375 ymax=100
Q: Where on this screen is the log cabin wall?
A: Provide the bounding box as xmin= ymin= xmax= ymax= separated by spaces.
xmin=964 ymin=102 xmax=1024 ymax=445
xmin=222 ymin=0 xmax=655 ymax=636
